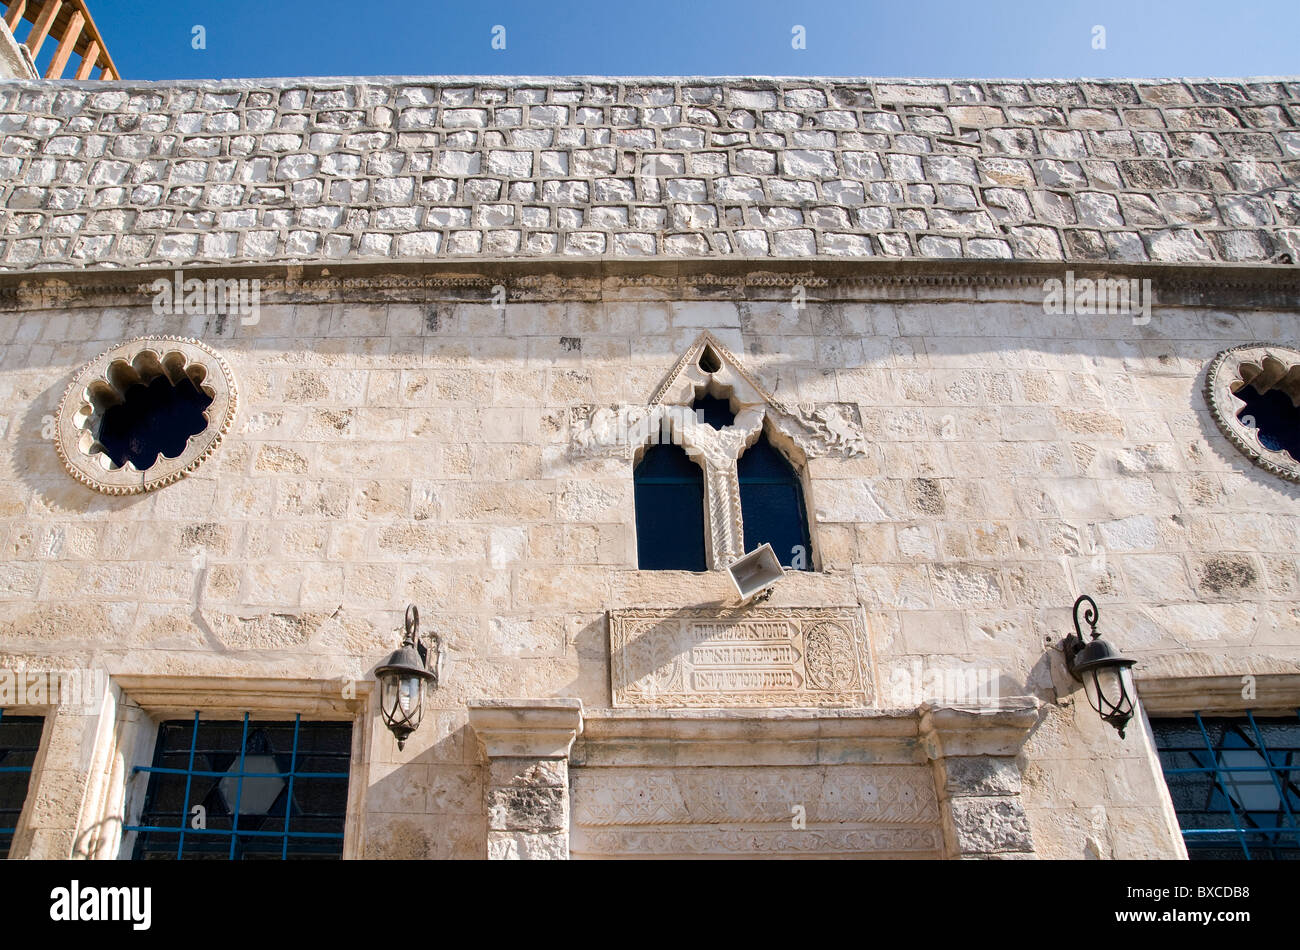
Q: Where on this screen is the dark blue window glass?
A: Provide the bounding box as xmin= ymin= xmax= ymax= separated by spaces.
xmin=1235 ymin=384 xmax=1300 ymax=460
xmin=738 ymin=433 xmax=812 ymax=569
xmin=692 ymin=393 xmax=736 ymax=430
xmin=634 ymin=443 xmax=706 ymax=571
xmin=0 ymin=710 xmax=43 ymax=858
xmin=126 ymin=713 xmax=352 ymax=860
xmin=1151 ymin=712 xmax=1300 ymax=860
xmin=99 ymin=374 xmax=213 ymax=470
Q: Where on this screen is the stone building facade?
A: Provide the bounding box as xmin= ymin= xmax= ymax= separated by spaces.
xmin=0 ymin=75 xmax=1298 ymax=859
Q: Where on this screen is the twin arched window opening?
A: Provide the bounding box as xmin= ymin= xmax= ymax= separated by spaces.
xmin=633 ymin=428 xmax=813 ymax=573
xmin=737 ymin=433 xmax=813 ymax=570
xmin=632 ymin=441 xmax=708 ymax=572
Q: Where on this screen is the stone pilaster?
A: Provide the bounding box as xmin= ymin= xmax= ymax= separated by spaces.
xmin=919 ymin=698 xmax=1040 ymax=860
xmin=702 ymin=461 xmax=744 ymax=567
xmin=466 ymin=698 xmax=583 ymax=860
xmin=14 ymin=676 xmax=142 ymax=860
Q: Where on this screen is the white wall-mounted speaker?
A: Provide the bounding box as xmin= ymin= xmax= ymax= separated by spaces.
xmin=727 ymin=543 xmax=784 ymax=602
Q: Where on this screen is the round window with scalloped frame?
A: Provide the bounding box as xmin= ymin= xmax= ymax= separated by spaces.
xmin=55 ymin=337 xmax=238 ymax=494
xmin=1205 ymin=342 xmax=1300 ymax=483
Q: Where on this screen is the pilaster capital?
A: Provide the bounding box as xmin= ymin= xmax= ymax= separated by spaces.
xmin=467 ymin=698 xmax=584 ymax=760
xmin=918 ymin=697 xmax=1041 ymax=760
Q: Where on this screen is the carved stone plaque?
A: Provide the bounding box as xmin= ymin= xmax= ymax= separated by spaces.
xmin=608 ymin=606 xmax=873 ymax=707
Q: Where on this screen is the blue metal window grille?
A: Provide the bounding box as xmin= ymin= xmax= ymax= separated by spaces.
xmin=737 ymin=433 xmax=813 ymax=569
xmin=0 ymin=709 xmax=44 ymax=859
xmin=1151 ymin=711 xmax=1300 ymax=860
xmin=124 ymin=713 xmax=352 ymax=860
xmin=634 ymin=443 xmax=707 ymax=571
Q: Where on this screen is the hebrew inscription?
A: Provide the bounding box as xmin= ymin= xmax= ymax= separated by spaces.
xmin=609 ymin=606 xmax=873 ymax=707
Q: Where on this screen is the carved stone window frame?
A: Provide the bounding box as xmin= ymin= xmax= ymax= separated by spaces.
xmin=1205 ymin=342 xmax=1300 ymax=483
xmin=83 ymin=675 xmax=372 ymax=861
xmin=583 ymin=332 xmax=866 ymax=571
xmin=643 ymin=338 xmax=779 ymax=569
xmin=55 ymin=336 xmax=238 ymax=495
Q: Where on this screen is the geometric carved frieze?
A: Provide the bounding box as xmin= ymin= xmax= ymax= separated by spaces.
xmin=609 ymin=606 xmax=874 ymax=708
xmin=570 ymin=825 xmax=942 ymax=858
xmin=570 ymin=764 xmax=940 ymax=858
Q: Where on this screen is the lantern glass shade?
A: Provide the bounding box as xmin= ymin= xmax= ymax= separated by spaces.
xmin=1079 ymin=660 xmax=1137 ymax=737
xmin=398 ymin=675 xmax=420 ymax=715
xmin=379 ymin=671 xmax=425 ymax=748
xmin=376 ymin=642 xmax=434 ymax=749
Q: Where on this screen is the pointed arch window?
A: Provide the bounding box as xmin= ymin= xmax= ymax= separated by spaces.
xmin=634 ymin=443 xmax=707 ymax=571
xmin=610 ymin=332 xmax=862 ymax=574
xmin=737 ymin=433 xmax=813 ymax=570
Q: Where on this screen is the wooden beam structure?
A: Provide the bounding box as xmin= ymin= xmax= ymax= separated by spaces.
xmin=43 ymin=6 xmax=80 ymax=78
xmin=22 ymin=0 xmax=60 ymax=59
xmin=3 ymin=0 xmax=26 ymax=30
xmin=1 ymin=0 xmax=119 ymax=79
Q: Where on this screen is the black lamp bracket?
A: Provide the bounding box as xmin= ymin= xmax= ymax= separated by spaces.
xmin=1063 ymin=593 xmax=1098 ymax=676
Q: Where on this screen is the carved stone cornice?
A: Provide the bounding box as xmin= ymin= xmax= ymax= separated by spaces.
xmin=1137 ymin=673 xmax=1300 ymax=717
xmin=3 ymin=257 xmax=1299 ymax=311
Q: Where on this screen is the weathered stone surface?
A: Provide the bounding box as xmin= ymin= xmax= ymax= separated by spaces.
xmin=486 ymin=830 xmax=567 ymax=859
xmin=487 ymin=784 xmax=567 ymax=832
xmin=0 ymin=76 xmax=1295 ymax=269
xmin=948 ymin=796 xmax=1035 ymax=854
xmin=941 ymin=756 xmax=1023 ymax=797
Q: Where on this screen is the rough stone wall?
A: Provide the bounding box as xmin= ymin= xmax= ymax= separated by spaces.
xmin=1 ymin=268 xmax=1296 ymax=857
xmin=0 ymin=76 xmax=1297 ymax=270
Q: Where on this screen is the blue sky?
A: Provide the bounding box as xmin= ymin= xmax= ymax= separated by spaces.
xmin=64 ymin=0 xmax=1300 ymax=81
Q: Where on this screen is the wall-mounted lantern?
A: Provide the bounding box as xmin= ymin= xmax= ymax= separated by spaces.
xmin=1063 ymin=594 xmax=1137 ymax=738
xmin=377 ymin=604 xmax=441 ymax=750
